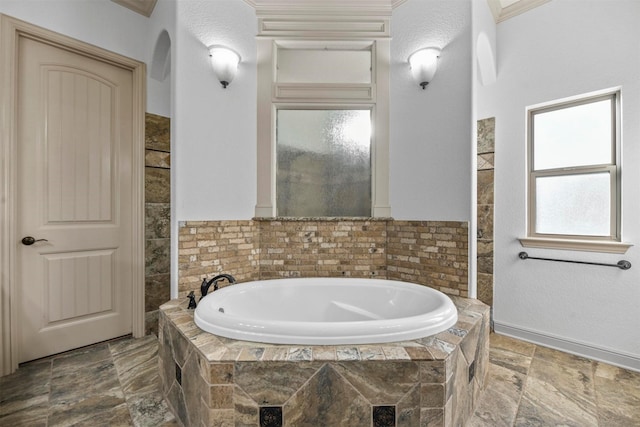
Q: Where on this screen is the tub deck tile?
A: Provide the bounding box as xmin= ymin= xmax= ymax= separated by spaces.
xmin=222 ymin=348 xmax=243 ymax=361
xmin=336 ymin=347 xmax=360 ymax=361
xmin=454 ymin=317 xmax=477 ymax=332
xmin=358 ymin=346 xmax=386 ymax=360
xmin=167 ymin=310 xmax=192 ymax=323
xmin=160 ymin=299 xmax=182 ymax=311
xmin=287 ymin=348 xmax=312 ymax=361
xmin=435 ymin=331 xmax=465 ymax=347
xmin=404 ymin=346 xmax=436 ymax=361
xmin=381 ymin=346 xmax=411 ymax=360
xmin=420 ymin=337 xmax=456 ymax=357
xmin=159 ymin=296 xmax=491 ymax=427
xmin=169 ymin=297 xmax=479 ymax=364
xmin=189 ymin=330 xmax=223 ymax=348
xmin=238 ymin=348 xmax=265 ymax=361
xmin=260 ymin=347 xmax=289 ymax=361
xmin=201 ymin=345 xmax=228 ymax=362
xmin=312 ymin=347 xmax=337 ymax=361
xmin=447 ymin=327 xmax=469 ymax=338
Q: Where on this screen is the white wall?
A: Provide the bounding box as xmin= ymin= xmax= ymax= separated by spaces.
xmin=146 ymin=0 xmax=175 ymax=117
xmin=0 ymin=0 xmax=148 ymax=59
xmin=390 ymin=0 xmax=472 ymax=221
xmin=173 ymin=0 xmax=257 ymax=220
xmin=171 ymin=0 xmax=473 ymax=222
xmin=476 ymin=0 xmax=640 ymax=370
xmin=0 ymin=0 xmax=171 ymax=115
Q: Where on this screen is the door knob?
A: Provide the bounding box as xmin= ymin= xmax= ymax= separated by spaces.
xmin=21 ymin=236 xmax=48 ymax=246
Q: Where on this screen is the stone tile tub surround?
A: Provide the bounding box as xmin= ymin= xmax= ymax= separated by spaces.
xmin=145 ymin=112 xmax=171 ymax=336
xmin=159 ymin=296 xmax=489 ymax=427
xmin=178 ymin=218 xmax=468 ymax=298
xmin=476 ymin=117 xmax=495 ymax=308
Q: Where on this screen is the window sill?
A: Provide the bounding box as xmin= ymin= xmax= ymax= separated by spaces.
xmin=518 ymin=237 xmax=633 ymax=254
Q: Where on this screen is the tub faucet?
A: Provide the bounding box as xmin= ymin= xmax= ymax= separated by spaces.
xmin=200 ymin=274 xmax=237 ymax=299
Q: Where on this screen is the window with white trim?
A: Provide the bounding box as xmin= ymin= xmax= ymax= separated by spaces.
xmin=273 ymin=42 xmax=375 ymax=217
xmin=253 ymin=9 xmax=392 ymax=218
xmin=276 ymin=108 xmax=372 ymax=217
xmin=527 ymin=92 xmax=621 ymax=244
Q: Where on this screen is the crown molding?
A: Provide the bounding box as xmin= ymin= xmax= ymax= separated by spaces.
xmin=243 ymin=0 xmax=407 ymax=16
xmin=111 ymin=0 xmax=157 ymax=17
xmin=486 ymin=0 xmax=551 ymax=23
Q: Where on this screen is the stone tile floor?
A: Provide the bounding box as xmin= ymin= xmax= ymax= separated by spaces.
xmin=469 ymin=333 xmax=640 ymax=427
xmin=0 ymin=334 xmax=177 ymax=427
xmin=1 ymin=332 xmax=639 ymax=426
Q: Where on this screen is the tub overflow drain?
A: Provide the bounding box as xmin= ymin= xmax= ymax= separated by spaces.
xmin=218 ymin=307 xmax=225 ymax=313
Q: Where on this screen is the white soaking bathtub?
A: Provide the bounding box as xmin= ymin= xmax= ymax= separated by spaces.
xmin=194 ymin=278 xmax=458 ymax=345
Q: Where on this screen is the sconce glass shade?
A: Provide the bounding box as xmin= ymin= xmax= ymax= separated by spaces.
xmin=209 ymin=45 xmax=240 ymax=88
xmin=408 ymin=47 xmax=441 ymax=89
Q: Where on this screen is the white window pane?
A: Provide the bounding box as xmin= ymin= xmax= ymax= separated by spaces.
xmin=277 ymin=49 xmax=371 ymax=84
xmin=535 ymin=172 xmax=610 ymax=236
xmin=277 ymin=110 xmax=371 ymax=217
xmin=533 ymin=98 xmax=612 ymax=170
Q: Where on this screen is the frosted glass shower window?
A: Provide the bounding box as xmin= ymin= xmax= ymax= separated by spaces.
xmin=527 ymin=92 xmax=620 ymax=241
xmin=277 ymin=110 xmax=371 ymax=217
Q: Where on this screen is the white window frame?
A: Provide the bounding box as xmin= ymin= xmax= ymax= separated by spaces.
xmin=520 ymin=90 xmax=631 ymax=253
xmin=254 ymin=12 xmax=391 ymax=218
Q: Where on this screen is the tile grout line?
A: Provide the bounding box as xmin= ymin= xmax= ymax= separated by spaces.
xmin=591 ymin=361 xmax=601 ymax=427
xmin=510 ymin=343 xmax=536 ymax=427
xmin=46 ymin=359 xmax=53 ymax=427
xmin=108 ymin=340 xmax=136 ymax=425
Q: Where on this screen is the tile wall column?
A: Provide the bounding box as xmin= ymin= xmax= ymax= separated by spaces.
xmin=477 ymin=118 xmax=495 ymax=307
xmin=144 ymin=113 xmax=171 ymax=335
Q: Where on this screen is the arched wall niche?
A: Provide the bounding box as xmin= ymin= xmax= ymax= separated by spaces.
xmin=476 ymin=32 xmax=496 ymax=86
xmin=150 ymin=29 xmax=171 ymax=82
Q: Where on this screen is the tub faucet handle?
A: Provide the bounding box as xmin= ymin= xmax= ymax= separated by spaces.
xmin=187 ymin=291 xmax=197 ymax=309
xmin=200 ymin=277 xmax=210 ymax=299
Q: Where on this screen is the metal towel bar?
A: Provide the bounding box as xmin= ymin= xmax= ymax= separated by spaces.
xmin=518 ymin=251 xmax=632 ymax=270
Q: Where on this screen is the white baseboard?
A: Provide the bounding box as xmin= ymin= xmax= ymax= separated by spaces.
xmin=494 ymin=322 xmax=640 ymax=373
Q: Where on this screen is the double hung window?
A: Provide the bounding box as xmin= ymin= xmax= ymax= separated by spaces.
xmin=525 ymin=91 xmax=625 ymax=251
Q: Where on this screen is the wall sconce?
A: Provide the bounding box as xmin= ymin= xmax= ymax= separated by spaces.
xmin=208 ymin=45 xmax=240 ymax=88
xmin=408 ymin=47 xmax=441 ymax=89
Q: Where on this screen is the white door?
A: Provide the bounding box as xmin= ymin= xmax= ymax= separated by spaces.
xmin=17 ymin=36 xmax=135 ymax=362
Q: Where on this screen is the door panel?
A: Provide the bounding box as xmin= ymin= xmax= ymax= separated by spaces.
xmin=44 ymin=250 xmax=115 ymax=324
xmin=45 ymin=68 xmax=115 ymax=223
xmin=18 ymin=36 xmax=133 ymax=362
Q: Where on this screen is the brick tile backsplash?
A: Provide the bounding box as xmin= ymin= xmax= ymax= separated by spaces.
xmin=178 ymin=219 xmax=468 ymax=297
xmin=387 ymin=221 xmax=468 ymax=297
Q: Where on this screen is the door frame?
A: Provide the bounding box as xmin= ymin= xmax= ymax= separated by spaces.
xmin=0 ymin=14 xmax=146 ymax=376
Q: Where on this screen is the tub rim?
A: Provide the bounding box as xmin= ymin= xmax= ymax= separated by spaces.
xmin=194 ymin=278 xmax=458 ymax=345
